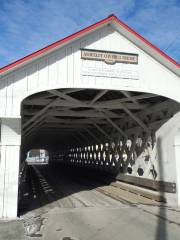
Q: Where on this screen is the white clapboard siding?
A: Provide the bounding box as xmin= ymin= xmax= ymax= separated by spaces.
xmin=0 ymin=118 xmax=21 ymax=218
xmin=1 ymin=118 xmax=21 ymax=145
xmin=0 ymin=25 xmax=179 ymax=118
xmin=0 ymin=145 xmax=20 ymax=218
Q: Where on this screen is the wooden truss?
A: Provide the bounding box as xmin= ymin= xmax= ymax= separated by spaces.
xmin=22 ymin=88 xmax=180 ymax=147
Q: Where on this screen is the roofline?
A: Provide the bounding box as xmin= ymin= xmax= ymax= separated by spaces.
xmin=0 ymin=15 xmax=114 ymax=75
xmin=112 ymin=15 xmax=180 ymax=68
xmin=0 ymin=14 xmax=179 ymax=75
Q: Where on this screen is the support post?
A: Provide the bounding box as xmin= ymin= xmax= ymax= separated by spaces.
xmin=174 ymin=130 xmax=180 ymax=206
xmin=0 ymin=118 xmax=21 ymax=218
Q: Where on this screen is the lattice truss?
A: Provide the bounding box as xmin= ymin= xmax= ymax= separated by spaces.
xmin=22 ymin=89 xmax=180 ymax=180
xmin=68 ymin=135 xmax=157 ymax=179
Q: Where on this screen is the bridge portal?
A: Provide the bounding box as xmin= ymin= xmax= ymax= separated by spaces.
xmin=0 ymin=15 xmax=179 ymax=218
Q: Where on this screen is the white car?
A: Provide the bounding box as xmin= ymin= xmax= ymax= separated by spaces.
xmin=26 ymin=149 xmax=49 ymax=165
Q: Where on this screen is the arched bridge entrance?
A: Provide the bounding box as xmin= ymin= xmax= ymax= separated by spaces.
xmin=0 ymin=15 xmax=179 ymax=218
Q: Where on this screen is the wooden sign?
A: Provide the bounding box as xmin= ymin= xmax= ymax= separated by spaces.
xmin=81 ymin=49 xmax=138 ymax=64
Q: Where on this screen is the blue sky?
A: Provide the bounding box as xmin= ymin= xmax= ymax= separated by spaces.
xmin=0 ymin=0 xmax=179 ymax=67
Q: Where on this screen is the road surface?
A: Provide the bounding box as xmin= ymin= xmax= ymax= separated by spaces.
xmin=1 ymin=164 xmax=180 ymax=240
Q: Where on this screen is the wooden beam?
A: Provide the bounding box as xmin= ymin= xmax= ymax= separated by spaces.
xmin=23 ymin=120 xmax=44 ymax=138
xmin=44 ymin=117 xmax=107 ymax=124
xmin=121 ymin=91 xmax=141 ymax=107
xmin=37 ymin=129 xmax=76 ymax=134
xmin=100 ymin=111 xmax=128 ymax=138
xmin=22 ymin=97 xmax=59 ymax=130
xmin=49 ymin=109 xmax=120 ymax=118
xmin=89 ymin=90 xmax=108 ymax=105
xmin=41 ymin=124 xmax=93 ymax=129
xmin=69 ymin=133 xmax=83 ymax=146
xmin=116 ymin=174 xmax=176 ymax=193
xmin=120 ymin=102 xmax=149 ymax=132
xmin=77 ymin=131 xmax=91 ymax=144
xmin=23 ymin=93 xmax=156 ymax=108
xmin=93 ymin=123 xmax=112 ymax=140
xmin=23 ymin=114 xmax=46 ymax=137
xmin=95 ymin=93 xmax=157 ymax=106
xmin=23 ymin=108 xmax=121 ymax=119
xmin=23 ymin=101 xmax=147 ymax=113
xmin=49 ymin=89 xmax=81 ymax=104
xmin=138 ymin=99 xmax=179 ymax=117
xmin=61 ymin=89 xmax=84 ymax=94
xmin=84 ymin=128 xmax=101 ymax=144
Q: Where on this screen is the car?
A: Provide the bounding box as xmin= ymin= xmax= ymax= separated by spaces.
xmin=26 ymin=149 xmax=49 ymax=165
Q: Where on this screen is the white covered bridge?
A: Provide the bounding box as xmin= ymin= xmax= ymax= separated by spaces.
xmin=0 ymin=14 xmax=180 ymax=218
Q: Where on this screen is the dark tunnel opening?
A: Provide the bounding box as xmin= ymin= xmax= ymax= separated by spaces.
xmin=18 ymin=88 xmax=180 ymax=216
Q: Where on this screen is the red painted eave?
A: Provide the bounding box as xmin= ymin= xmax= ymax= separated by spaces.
xmin=0 ymin=15 xmax=114 ymax=74
xmin=112 ymin=15 xmax=180 ymax=68
xmin=0 ymin=14 xmax=179 ymax=74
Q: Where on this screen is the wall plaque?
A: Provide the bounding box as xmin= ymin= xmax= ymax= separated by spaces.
xmin=81 ymin=49 xmax=138 ymax=64
xmin=81 ymin=66 xmax=139 ymax=80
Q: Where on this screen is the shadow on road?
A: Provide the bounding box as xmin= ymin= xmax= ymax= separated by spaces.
xmin=18 ymin=163 xmax=112 ymax=216
xmin=18 ymin=149 xmax=170 ymax=240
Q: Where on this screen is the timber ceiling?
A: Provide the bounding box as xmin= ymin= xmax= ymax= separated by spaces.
xmin=21 ymin=88 xmax=180 ymax=150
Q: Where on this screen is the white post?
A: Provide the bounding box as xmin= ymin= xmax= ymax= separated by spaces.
xmin=155 ymin=111 xmax=180 ymax=206
xmin=0 ymin=118 xmax=21 ymax=219
xmin=174 ymin=131 xmax=180 ymax=206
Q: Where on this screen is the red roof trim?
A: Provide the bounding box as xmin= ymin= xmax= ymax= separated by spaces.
xmin=112 ymin=15 xmax=180 ymax=68
xmin=0 ymin=15 xmax=114 ymax=74
xmin=0 ymin=14 xmax=179 ymax=74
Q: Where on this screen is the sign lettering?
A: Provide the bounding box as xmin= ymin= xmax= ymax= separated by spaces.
xmin=81 ymin=49 xmax=138 ymax=64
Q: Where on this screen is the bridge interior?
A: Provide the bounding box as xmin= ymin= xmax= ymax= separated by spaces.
xmin=21 ymin=88 xmax=180 ymax=177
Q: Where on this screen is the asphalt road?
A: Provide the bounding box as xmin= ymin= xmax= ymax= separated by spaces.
xmin=1 ymin=164 xmax=180 ymax=240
